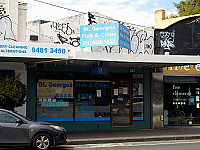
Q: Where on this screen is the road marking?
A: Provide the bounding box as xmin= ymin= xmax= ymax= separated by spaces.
xmin=67 ymin=140 xmax=200 ymax=149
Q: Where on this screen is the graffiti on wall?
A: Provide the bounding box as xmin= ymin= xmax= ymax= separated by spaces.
xmin=129 ymin=27 xmax=154 ymax=54
xmin=88 ymin=12 xmax=97 ymax=25
xmin=0 ymin=5 xmax=16 ymax=41
xmin=49 ymin=12 xmax=154 ymax=54
xmin=160 ymin=30 xmax=175 ymax=50
xmin=50 ymin=21 xmax=80 ymax=47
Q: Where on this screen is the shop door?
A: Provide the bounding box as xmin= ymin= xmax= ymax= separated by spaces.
xmin=111 ymin=80 xmax=132 ymax=126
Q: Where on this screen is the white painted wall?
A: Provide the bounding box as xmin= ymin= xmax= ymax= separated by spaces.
xmin=0 ymin=0 xmax=27 ymax=115
xmin=0 ymin=0 xmax=27 ymax=42
xmin=18 ymin=2 xmax=27 ymax=42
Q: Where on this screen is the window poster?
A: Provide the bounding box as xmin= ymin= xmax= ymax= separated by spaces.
xmin=37 ymin=80 xmax=73 ymax=98
xmin=189 ymin=96 xmax=195 ymax=105
xmin=119 ymin=87 xmax=123 ymax=94
xmin=196 ymin=96 xmax=199 ymax=101
xmin=123 ymin=87 xmax=128 ymax=94
xmin=114 ymin=88 xmax=118 ymax=96
xmin=97 ymin=90 xmax=101 ymax=97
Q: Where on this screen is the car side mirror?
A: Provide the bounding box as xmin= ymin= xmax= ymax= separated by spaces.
xmin=16 ymin=119 xmax=23 ymax=124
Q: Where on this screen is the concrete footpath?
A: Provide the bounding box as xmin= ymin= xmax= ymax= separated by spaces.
xmin=66 ymin=126 xmax=200 ymax=145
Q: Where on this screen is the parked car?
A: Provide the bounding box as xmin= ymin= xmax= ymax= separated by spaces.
xmin=0 ymin=108 xmax=67 ymax=150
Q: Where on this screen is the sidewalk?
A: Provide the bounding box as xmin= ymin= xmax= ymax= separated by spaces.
xmin=66 ymin=126 xmax=200 ymax=145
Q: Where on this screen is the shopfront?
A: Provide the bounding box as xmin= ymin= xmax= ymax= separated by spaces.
xmin=163 ymin=65 xmax=200 ymax=126
xmin=26 ymin=64 xmax=151 ymax=131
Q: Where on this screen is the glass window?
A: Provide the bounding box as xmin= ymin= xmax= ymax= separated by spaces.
xmin=0 ymin=111 xmax=18 ymax=123
xmin=75 ymin=80 xmax=110 ymax=121
xmin=36 ymin=79 xmax=74 ymax=121
xmin=164 ymin=82 xmax=200 ymax=125
xmin=133 ymin=74 xmax=144 ymax=121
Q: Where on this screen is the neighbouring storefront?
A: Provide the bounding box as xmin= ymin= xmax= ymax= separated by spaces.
xmin=154 ymin=10 xmax=200 ymax=127
xmin=163 ymin=65 xmax=200 ymax=125
xmin=164 ymin=77 xmax=200 ymax=125
xmin=27 ymin=64 xmax=152 ymax=131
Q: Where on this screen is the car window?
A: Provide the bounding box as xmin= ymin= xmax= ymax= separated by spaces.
xmin=0 ymin=111 xmax=18 ymax=123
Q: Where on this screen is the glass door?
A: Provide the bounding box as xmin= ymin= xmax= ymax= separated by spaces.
xmin=111 ymin=80 xmax=132 ymax=126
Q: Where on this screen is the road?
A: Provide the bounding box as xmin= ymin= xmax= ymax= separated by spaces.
xmin=1 ymin=140 xmax=200 ymax=150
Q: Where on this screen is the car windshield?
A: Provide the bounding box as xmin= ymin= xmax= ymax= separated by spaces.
xmin=14 ymin=111 xmax=33 ymax=121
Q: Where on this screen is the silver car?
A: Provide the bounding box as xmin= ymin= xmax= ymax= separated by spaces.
xmin=0 ymin=108 xmax=67 ymax=150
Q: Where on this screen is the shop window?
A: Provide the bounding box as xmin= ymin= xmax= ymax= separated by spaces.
xmin=36 ymin=79 xmax=74 ymax=121
xmin=133 ymin=74 xmax=144 ymax=121
xmin=75 ymin=80 xmax=110 ymax=121
xmin=164 ymin=82 xmax=200 ymax=125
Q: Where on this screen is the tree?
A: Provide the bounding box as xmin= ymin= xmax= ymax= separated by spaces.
xmin=0 ymin=74 xmax=27 ymax=111
xmin=166 ymin=13 xmax=178 ymax=19
xmin=174 ymin=0 xmax=200 ymax=17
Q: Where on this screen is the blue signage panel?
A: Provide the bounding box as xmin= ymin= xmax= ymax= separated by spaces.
xmin=80 ymin=23 xmax=119 ymax=47
xmin=90 ymin=65 xmax=103 ymax=75
xmin=119 ymin=24 xmax=131 ymax=49
xmin=80 ymin=22 xmax=131 ymax=49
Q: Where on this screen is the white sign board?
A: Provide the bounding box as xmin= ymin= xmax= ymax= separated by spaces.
xmin=0 ymin=41 xmax=69 ymax=59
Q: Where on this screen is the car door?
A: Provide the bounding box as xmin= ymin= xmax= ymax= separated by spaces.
xmin=0 ymin=110 xmax=29 ymax=144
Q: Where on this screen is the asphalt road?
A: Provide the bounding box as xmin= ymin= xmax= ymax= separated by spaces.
xmin=1 ymin=140 xmax=200 ymax=150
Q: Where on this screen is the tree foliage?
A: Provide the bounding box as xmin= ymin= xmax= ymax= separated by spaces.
xmin=174 ymin=0 xmax=200 ymax=17
xmin=166 ymin=13 xmax=178 ymax=19
xmin=0 ymin=74 xmax=27 ymax=111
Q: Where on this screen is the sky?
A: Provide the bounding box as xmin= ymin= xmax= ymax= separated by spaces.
xmin=21 ymin=0 xmax=182 ymax=27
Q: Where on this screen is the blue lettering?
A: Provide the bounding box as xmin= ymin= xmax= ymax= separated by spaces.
xmin=78 ymin=94 xmax=81 ymax=99
xmin=81 ymin=94 xmax=85 ymax=99
xmin=81 ymin=83 xmax=84 ymax=88
xmin=39 ymin=82 xmax=42 ymax=87
xmin=43 ymin=82 xmax=47 ymax=87
xmin=95 ymin=83 xmax=98 ymax=88
xmin=99 ymin=83 xmax=103 ymax=88
xmin=64 ymin=93 xmax=67 ymax=98
xmin=89 ymin=83 xmax=93 ymax=88
xmin=75 ymin=83 xmax=79 ymax=87
xmin=84 ymin=83 xmax=87 ymax=87
xmin=89 ymin=94 xmax=92 ymax=99
xmin=99 ymin=108 xmax=106 ymax=111
xmin=86 ymin=94 xmax=88 ymax=99
xmin=49 ymin=82 xmax=52 ymax=87
xmin=63 ymin=84 xmax=67 ymax=88
xmin=68 ymin=93 xmax=71 ymax=98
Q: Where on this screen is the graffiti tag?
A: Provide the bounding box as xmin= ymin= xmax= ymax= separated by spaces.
xmin=0 ymin=5 xmax=16 ymax=41
xmin=129 ymin=27 xmax=154 ymax=54
xmin=88 ymin=12 xmax=97 ymax=25
xmin=160 ymin=30 xmax=175 ymax=50
xmin=50 ymin=21 xmax=80 ymax=47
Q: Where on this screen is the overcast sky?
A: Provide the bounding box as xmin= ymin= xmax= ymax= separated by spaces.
xmin=21 ymin=0 xmax=182 ymax=27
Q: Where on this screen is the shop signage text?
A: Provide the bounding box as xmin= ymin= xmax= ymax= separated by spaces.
xmin=80 ymin=22 xmax=131 ymax=49
xmin=37 ymin=80 xmax=73 ymax=98
xmin=164 ymin=65 xmax=200 ymax=73
xmin=39 ymin=82 xmax=72 ymax=88
xmin=0 ymin=41 xmax=68 ymax=59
